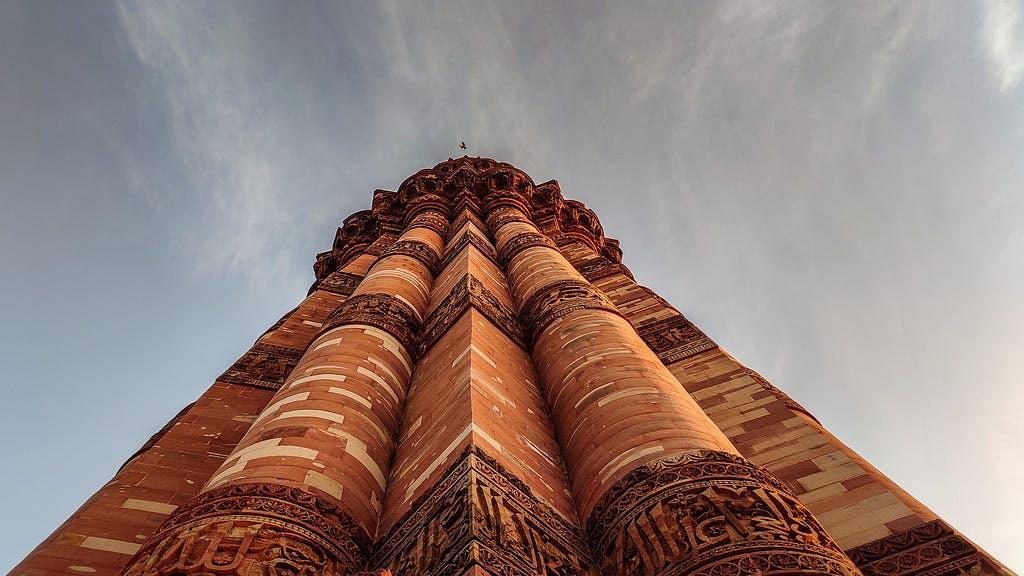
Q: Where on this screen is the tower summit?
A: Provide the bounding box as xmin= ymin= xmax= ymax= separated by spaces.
xmin=14 ymin=158 xmax=1013 ymax=576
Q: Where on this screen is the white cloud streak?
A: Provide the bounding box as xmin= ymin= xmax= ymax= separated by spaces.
xmin=982 ymin=0 xmax=1024 ymax=92
xmin=116 ymin=2 xmax=295 ymax=286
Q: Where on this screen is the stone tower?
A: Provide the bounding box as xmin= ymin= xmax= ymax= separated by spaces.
xmin=13 ymin=158 xmax=1013 ymax=576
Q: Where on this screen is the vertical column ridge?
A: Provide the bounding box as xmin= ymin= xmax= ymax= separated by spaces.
xmin=119 ymin=196 xmax=450 ymax=576
xmin=484 ymin=192 xmax=861 ymax=576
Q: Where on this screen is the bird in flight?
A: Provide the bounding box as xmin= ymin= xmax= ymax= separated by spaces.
xmin=459 ymin=141 xmax=467 ymax=150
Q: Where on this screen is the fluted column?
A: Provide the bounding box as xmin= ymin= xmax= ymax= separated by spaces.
xmin=120 ymin=195 xmax=449 ymax=576
xmin=484 ymin=192 xmax=861 ymax=576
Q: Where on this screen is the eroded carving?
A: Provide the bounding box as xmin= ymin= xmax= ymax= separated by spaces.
xmin=219 ymin=343 xmax=305 ymax=391
xmin=587 ymin=450 xmax=860 ymax=576
xmin=637 ymin=315 xmax=717 ymax=364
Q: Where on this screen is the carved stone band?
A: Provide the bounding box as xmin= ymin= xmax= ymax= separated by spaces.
xmin=378 ymin=239 xmax=441 ymax=272
xmin=436 ymin=230 xmax=499 ymax=272
xmin=405 ymin=209 xmax=451 ymax=240
xmin=483 ymin=203 xmax=532 ymax=232
xmin=847 ymin=520 xmax=982 ymax=576
xmin=586 ymin=450 xmax=861 ymax=576
xmin=519 ymin=279 xmax=626 ymax=345
xmin=219 ymin=343 xmax=306 ymax=391
xmin=417 ymin=273 xmax=524 ymax=357
xmin=322 ymin=293 xmax=419 ymax=352
xmin=122 ymin=483 xmax=370 ymax=576
xmin=636 ymin=314 xmax=717 ymax=365
xmin=373 ymin=446 xmax=592 ymax=576
xmin=315 ymin=271 xmax=365 ymax=296
xmin=497 ymin=231 xmax=559 ymax=264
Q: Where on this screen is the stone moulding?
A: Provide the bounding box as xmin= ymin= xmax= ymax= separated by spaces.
xmin=218 ymin=343 xmax=306 ymax=391
xmin=372 ymin=446 xmax=593 ymax=576
xmin=586 ymin=450 xmax=861 ymax=576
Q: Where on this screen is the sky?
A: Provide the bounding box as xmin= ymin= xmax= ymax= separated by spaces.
xmin=1 ymin=1 xmax=1022 ymax=572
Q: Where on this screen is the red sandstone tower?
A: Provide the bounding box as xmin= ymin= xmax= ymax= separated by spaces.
xmin=12 ymin=158 xmax=1014 ymax=576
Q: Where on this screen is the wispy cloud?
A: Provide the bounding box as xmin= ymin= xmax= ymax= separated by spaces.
xmin=982 ymin=0 xmax=1024 ymax=92
xmin=116 ymin=2 xmax=296 ymax=286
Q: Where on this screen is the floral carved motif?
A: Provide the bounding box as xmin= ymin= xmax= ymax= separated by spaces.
xmin=846 ymin=521 xmax=988 ymax=576
xmin=417 ymin=273 xmax=524 ymax=357
xmin=219 ymin=343 xmax=306 ymax=391
xmin=587 ymin=450 xmax=861 ymax=576
xmin=520 ymin=279 xmax=626 ymax=344
xmin=123 ymin=483 xmax=370 ymax=576
xmin=373 ymin=447 xmax=593 ymax=576
xmin=637 ymin=315 xmax=717 ymax=364
xmin=322 ymin=293 xmax=419 ymax=352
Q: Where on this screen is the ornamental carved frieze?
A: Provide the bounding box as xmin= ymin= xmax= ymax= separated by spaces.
xmin=520 ymin=279 xmax=626 ymax=344
xmin=123 ymin=483 xmax=370 ymax=576
xmin=379 ymin=239 xmax=441 ymax=272
xmin=219 ymin=343 xmax=306 ymax=391
xmin=373 ymin=447 xmax=594 ymax=576
xmin=313 ymin=271 xmax=365 ymax=297
xmin=637 ymin=314 xmax=717 ymax=364
xmin=417 ymin=273 xmax=524 ymax=357
xmin=846 ymin=521 xmax=991 ymax=576
xmin=586 ymin=450 xmax=861 ymax=576
xmin=322 ymin=293 xmax=419 ymax=352
xmin=743 ymin=368 xmax=821 ymax=424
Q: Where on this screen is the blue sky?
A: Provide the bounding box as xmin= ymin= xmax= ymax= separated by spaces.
xmin=1 ymin=1 xmax=1022 ymax=572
